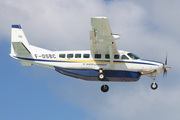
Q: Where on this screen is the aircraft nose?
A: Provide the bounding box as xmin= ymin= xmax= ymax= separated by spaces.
xmin=158 ymin=64 xmax=164 ymax=73
xmin=158 ymin=63 xmax=171 ymax=76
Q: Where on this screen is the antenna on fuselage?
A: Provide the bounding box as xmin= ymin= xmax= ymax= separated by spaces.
xmin=55 ymin=48 xmax=58 ymax=51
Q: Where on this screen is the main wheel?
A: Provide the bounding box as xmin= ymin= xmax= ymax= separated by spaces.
xmin=101 ymin=85 xmax=109 ymax=92
xmin=151 ymin=83 xmax=158 ymax=90
xmin=98 ymin=73 xmax=106 ymax=80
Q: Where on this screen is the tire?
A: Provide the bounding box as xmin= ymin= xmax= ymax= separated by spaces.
xmin=98 ymin=73 xmax=106 ymax=80
xmin=151 ymin=83 xmax=158 ymax=90
xmin=101 ymin=85 xmax=109 ymax=92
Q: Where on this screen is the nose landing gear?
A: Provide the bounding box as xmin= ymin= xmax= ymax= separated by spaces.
xmin=151 ymin=82 xmax=158 ymax=90
xmin=150 ymin=76 xmax=158 ymax=90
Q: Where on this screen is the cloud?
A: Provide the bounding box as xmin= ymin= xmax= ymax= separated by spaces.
xmin=49 ymin=78 xmax=180 ymax=120
xmin=151 ymin=0 xmax=180 ymax=37
xmin=0 ymin=0 xmax=147 ymax=51
xmin=0 ymin=0 xmax=103 ymax=50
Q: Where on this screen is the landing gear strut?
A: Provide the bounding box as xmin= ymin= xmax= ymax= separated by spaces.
xmin=98 ymin=68 xmax=106 ymax=80
xmin=98 ymin=68 xmax=109 ymax=92
xmin=150 ymin=76 xmax=158 ymax=90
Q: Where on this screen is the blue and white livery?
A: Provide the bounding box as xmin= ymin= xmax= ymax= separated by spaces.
xmin=10 ymin=17 xmax=171 ymax=92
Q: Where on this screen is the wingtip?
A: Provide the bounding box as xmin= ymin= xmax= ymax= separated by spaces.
xmin=91 ymin=16 xmax=107 ymax=19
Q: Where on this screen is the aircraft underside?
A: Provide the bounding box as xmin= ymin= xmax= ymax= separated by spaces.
xmin=55 ymin=66 xmax=141 ymax=82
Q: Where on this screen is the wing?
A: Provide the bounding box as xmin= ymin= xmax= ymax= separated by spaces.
xmin=90 ymin=17 xmax=120 ymax=56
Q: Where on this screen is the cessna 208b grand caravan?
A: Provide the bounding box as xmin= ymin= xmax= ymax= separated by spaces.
xmin=10 ymin=17 xmax=171 ymax=92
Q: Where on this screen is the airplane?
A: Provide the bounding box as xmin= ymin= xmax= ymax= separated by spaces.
xmin=10 ymin=17 xmax=171 ymax=92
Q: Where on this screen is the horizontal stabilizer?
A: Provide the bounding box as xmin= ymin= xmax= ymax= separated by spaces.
xmin=19 ymin=60 xmax=33 ymax=66
xmin=12 ymin=42 xmax=31 ymax=55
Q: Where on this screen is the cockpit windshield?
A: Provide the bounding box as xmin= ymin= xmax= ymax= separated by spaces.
xmin=127 ymin=53 xmax=140 ymax=60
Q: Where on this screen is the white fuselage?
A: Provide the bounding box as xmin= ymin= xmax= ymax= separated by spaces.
xmin=11 ymin=48 xmax=164 ymax=80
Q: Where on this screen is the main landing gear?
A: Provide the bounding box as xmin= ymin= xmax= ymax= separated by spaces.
xmin=101 ymin=84 xmax=109 ymax=92
xmin=98 ymin=68 xmax=109 ymax=93
xmin=98 ymin=68 xmax=106 ymax=80
xmin=150 ymin=76 xmax=158 ymax=90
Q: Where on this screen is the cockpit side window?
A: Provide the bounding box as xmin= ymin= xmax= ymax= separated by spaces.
xmin=121 ymin=55 xmax=129 ymax=60
xmin=127 ymin=53 xmax=140 ymax=60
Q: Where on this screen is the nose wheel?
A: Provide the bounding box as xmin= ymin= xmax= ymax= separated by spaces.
xmin=150 ymin=76 xmax=158 ymax=90
xmin=151 ymin=82 xmax=158 ymax=90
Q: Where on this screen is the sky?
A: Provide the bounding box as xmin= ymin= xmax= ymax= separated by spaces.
xmin=1 ymin=0 xmax=180 ymax=120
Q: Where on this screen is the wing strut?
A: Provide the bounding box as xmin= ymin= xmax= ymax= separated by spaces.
xmin=109 ymin=43 xmax=114 ymax=69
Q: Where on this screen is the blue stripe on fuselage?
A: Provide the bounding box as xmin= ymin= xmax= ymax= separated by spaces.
xmin=141 ymin=59 xmax=164 ymax=65
xmin=15 ymin=56 xmax=159 ymax=66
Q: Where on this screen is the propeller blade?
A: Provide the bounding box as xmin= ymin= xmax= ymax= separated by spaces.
xmin=163 ymin=54 xmax=171 ymax=78
xmin=165 ymin=54 xmax=167 ymax=65
xmin=163 ymin=69 xmax=167 ymax=78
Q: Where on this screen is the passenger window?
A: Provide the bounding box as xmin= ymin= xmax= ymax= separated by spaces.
xmin=59 ymin=54 xmax=65 ymax=58
xmin=95 ymin=54 xmax=101 ymax=58
xmin=75 ymin=54 xmax=81 ymax=58
xmin=105 ymin=54 xmax=110 ymax=59
xmin=67 ymin=54 xmax=73 ymax=58
xmin=121 ymin=55 xmax=129 ymax=60
xmin=83 ymin=54 xmax=90 ymax=58
xmin=114 ymin=55 xmax=119 ymax=59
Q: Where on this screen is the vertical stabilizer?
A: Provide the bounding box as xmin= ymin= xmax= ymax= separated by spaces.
xmin=11 ymin=25 xmax=31 ymax=55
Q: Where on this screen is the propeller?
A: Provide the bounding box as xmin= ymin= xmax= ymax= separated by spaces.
xmin=163 ymin=54 xmax=171 ymax=77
